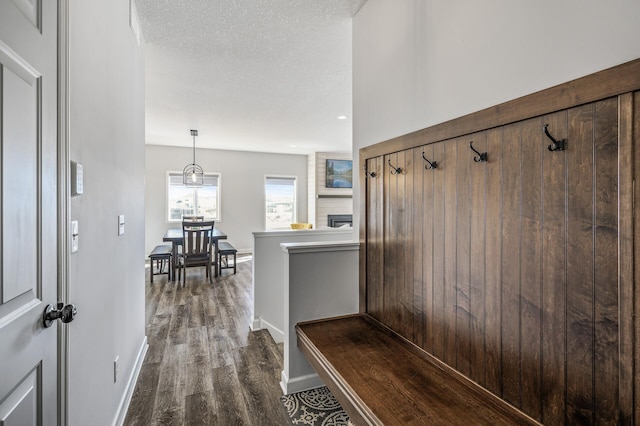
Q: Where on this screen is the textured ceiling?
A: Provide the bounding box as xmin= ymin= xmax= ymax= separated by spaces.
xmin=135 ymin=0 xmax=368 ymax=155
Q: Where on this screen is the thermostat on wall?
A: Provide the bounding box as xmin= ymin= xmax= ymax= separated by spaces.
xmin=71 ymin=161 xmax=83 ymax=196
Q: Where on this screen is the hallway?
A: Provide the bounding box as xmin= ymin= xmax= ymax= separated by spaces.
xmin=124 ymin=257 xmax=290 ymax=425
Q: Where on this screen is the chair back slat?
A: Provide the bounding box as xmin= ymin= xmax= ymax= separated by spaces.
xmin=183 ymin=215 xmax=204 ymax=222
xmin=182 ymin=220 xmax=215 ymax=255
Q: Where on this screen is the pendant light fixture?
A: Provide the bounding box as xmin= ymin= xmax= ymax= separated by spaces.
xmin=183 ymin=129 xmax=204 ymax=187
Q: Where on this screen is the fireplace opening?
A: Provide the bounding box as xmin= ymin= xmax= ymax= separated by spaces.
xmin=328 ymin=214 xmax=353 ymax=228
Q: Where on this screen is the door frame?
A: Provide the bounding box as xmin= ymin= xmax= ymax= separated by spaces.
xmin=57 ymin=0 xmax=70 ymax=424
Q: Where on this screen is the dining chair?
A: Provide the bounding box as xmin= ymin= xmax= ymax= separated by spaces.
xmin=179 ymin=220 xmax=215 ymax=286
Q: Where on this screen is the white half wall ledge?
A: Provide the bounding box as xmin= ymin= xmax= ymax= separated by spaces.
xmin=280 ymin=240 xmax=359 ymax=254
xmin=281 ymin=241 xmax=359 ymax=395
xmin=252 ymin=228 xmax=355 ymax=238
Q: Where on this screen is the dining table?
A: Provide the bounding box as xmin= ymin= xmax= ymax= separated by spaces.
xmin=163 ymin=227 xmax=228 ymax=281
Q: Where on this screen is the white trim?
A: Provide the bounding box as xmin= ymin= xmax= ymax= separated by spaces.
xmin=112 ymin=337 xmax=148 ymax=426
xmin=281 ymin=241 xmax=359 ymax=254
xmin=128 ymin=0 xmax=141 ymax=47
xmin=280 ymin=371 xmax=323 ymax=395
xmin=250 ymin=318 xmax=262 ymax=331
xmin=0 ymin=40 xmax=41 ymax=83
xmin=250 ymin=317 xmax=285 ymax=343
xmin=57 ymin=1 xmax=70 ymax=424
xmin=252 ymin=228 xmax=352 ymax=239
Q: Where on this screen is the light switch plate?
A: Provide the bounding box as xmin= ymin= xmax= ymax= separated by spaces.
xmin=71 ymin=220 xmax=79 ymax=253
xmin=71 ymin=161 xmax=83 ymax=196
xmin=118 ymin=215 xmax=125 ymax=235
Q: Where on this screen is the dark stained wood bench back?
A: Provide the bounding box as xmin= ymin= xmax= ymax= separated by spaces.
xmin=296 ymin=59 xmax=640 ymax=425
xmin=356 ymin=59 xmax=640 ymax=425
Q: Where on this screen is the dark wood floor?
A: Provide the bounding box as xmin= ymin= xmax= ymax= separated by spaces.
xmin=124 ymin=257 xmax=290 ymax=426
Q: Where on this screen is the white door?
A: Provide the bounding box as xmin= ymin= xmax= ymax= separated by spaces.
xmin=0 ymin=0 xmax=60 ymax=424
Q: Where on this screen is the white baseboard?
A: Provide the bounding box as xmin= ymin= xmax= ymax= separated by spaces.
xmin=250 ymin=317 xmax=284 ymax=343
xmin=279 ymin=370 xmax=324 ymax=395
xmin=113 ymin=336 xmax=148 ymax=426
xmin=250 ymin=318 xmax=262 ymax=331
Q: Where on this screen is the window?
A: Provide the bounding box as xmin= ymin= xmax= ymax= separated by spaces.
xmin=167 ymin=172 xmax=220 ymax=222
xmin=265 ymin=176 xmax=296 ymax=229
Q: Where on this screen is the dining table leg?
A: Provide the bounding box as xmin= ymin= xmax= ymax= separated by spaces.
xmin=214 ymin=240 xmax=219 ymax=277
xmin=171 ymin=241 xmax=179 ymax=281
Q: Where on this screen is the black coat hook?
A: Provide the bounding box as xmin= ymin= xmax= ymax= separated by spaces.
xmin=469 ymin=141 xmax=487 ymax=162
xmin=544 ymin=124 xmax=566 ymax=151
xmin=363 ymin=164 xmax=376 ymax=178
xmin=388 ymin=159 xmax=402 ymax=175
xmin=421 ymin=152 xmax=437 ymax=170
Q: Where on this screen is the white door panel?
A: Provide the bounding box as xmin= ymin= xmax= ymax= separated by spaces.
xmin=0 ymin=368 xmax=38 ymax=426
xmin=0 ymin=0 xmax=58 ymax=424
xmin=9 ymin=0 xmax=40 ymax=30
xmin=2 ymin=49 xmax=39 ymax=303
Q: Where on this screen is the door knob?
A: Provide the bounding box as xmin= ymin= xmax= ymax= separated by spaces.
xmin=43 ymin=302 xmax=77 ymax=328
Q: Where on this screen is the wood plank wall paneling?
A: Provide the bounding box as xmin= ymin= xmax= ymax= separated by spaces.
xmin=566 ymin=103 xmax=596 ymax=424
xmin=366 ymin=156 xmax=384 ymax=320
xmin=443 ymin=140 xmax=457 ymax=367
xmin=402 ymin=150 xmax=414 ymax=341
xmin=362 ymin=91 xmax=632 ymax=424
xmin=383 ymin=153 xmax=396 ymax=330
xmin=501 ymin=122 xmax=522 ymax=409
xmin=484 ymin=127 xmax=503 ymax=397
xmin=540 ymin=111 xmax=567 ymax=425
xmin=421 ymin=144 xmax=435 ymax=354
xmin=520 ymin=117 xmax=543 ymax=419
xmin=455 ymin=137 xmax=471 ymax=377
xmin=412 ymin=148 xmax=425 ymax=347
xmin=468 ymin=132 xmax=487 ymax=387
xmin=593 ymin=98 xmax=620 ymax=424
xmin=431 ymin=142 xmax=446 ymax=360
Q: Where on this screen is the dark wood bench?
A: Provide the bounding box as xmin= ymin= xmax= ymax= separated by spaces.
xmin=148 ymin=244 xmax=172 ymax=282
xmin=217 ymin=241 xmax=237 ymax=275
xmin=296 ymin=314 xmax=540 ymax=426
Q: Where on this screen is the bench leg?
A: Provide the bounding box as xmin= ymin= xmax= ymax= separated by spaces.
xmin=233 ymin=252 xmax=236 ymax=274
xmin=150 ymin=259 xmax=154 ymax=283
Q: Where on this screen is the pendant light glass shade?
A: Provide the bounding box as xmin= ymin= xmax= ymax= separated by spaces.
xmin=183 ymin=129 xmax=204 ymax=187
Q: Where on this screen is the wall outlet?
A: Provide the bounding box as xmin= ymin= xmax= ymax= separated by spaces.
xmin=114 ymin=356 xmax=119 ymax=383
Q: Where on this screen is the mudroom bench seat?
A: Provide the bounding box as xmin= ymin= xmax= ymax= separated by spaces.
xmin=296 ymin=314 xmax=539 ymax=426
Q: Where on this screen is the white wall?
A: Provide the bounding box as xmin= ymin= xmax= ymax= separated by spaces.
xmin=145 ymin=145 xmax=308 ymax=254
xmin=68 ymin=1 xmax=146 ymax=425
xmin=352 ymin=0 xmax=640 ymax=232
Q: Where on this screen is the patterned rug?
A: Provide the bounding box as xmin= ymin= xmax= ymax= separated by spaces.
xmin=280 ymin=386 xmax=352 ymax=426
